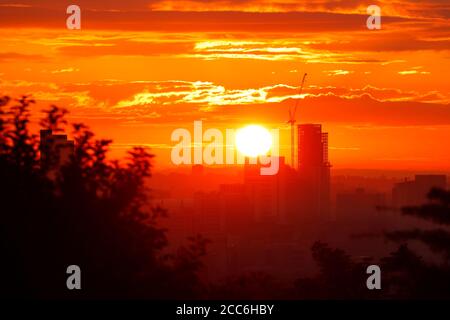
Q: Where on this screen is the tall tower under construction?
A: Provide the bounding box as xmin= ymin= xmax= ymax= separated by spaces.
xmin=297 ymin=124 xmax=331 ymax=221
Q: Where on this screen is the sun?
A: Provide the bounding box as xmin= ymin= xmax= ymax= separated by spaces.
xmin=235 ymin=125 xmax=272 ymax=157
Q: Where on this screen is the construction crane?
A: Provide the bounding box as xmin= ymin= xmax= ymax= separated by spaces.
xmin=288 ymin=73 xmax=307 ymax=169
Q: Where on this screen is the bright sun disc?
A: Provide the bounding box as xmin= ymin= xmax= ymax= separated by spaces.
xmin=235 ymin=125 xmax=272 ymax=157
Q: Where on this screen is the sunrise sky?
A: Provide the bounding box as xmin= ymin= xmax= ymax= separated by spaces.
xmin=0 ymin=0 xmax=449 ymax=170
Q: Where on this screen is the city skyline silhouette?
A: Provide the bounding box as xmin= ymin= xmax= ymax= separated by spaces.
xmin=0 ymin=0 xmax=449 ymax=302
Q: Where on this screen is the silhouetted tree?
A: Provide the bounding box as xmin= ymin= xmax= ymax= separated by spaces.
xmin=294 ymin=242 xmax=376 ymax=299
xmin=0 ymin=95 xmax=9 ymax=153
xmin=3 ymin=96 xmax=37 ymax=170
xmin=40 ymin=105 xmax=68 ymax=133
xmin=0 ymin=96 xmax=207 ymax=299
xmin=384 ymin=188 xmax=450 ymax=298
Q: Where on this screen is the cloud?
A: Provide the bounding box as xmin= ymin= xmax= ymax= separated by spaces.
xmin=323 ymin=69 xmax=354 ymax=76
xmin=51 ymin=36 xmax=381 ymax=63
xmin=211 ymin=94 xmax=450 ymax=126
xmin=50 ymin=67 xmax=79 ymax=74
xmin=308 ymin=35 xmax=450 ymax=52
xmin=58 ymin=80 xmax=450 ymax=125
xmin=0 ymin=6 xmax=408 ymax=32
xmin=2 ymin=76 xmax=449 ymax=126
xmin=113 ymin=81 xmax=277 ymax=108
xmin=57 ymin=40 xmax=194 ymax=57
xmin=149 ymin=0 xmax=450 ymax=19
xmin=398 ymin=70 xmax=431 ymax=75
xmin=0 ymin=3 xmax=32 ymax=8
xmin=0 ymin=52 xmax=47 ymax=62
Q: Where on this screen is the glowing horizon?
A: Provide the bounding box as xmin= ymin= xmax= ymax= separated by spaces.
xmin=0 ymin=1 xmax=449 ymax=171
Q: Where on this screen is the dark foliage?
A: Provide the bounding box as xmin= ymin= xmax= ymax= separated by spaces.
xmin=294 ymin=242 xmax=379 ymax=299
xmin=0 ymin=96 xmax=207 ymax=299
xmin=401 ymin=188 xmax=450 ymax=225
xmin=383 ymin=187 xmax=450 ymax=298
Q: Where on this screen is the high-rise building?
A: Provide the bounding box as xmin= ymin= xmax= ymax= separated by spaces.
xmin=298 ymin=124 xmax=329 ymax=167
xmin=40 ymin=129 xmax=74 ymax=178
xmin=218 ymin=183 xmax=252 ymax=233
xmin=297 ymin=124 xmax=331 ymax=222
xmin=393 ymin=174 xmax=447 ymax=207
xmin=336 ymin=188 xmax=387 ymax=224
xmin=193 ymin=191 xmax=223 ymax=238
xmin=243 ymin=156 xmax=295 ymax=225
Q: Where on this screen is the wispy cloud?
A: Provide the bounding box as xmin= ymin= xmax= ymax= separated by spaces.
xmin=398 ymin=70 xmax=431 ymax=75
xmin=324 ymin=69 xmax=354 ymax=76
xmin=50 ymin=67 xmax=80 ymax=74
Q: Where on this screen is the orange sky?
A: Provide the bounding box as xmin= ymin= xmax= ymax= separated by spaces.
xmin=0 ymin=0 xmax=449 ymax=170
